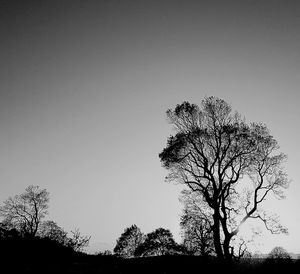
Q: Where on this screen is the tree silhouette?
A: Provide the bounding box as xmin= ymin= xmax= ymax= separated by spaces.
xmin=268 ymin=246 xmax=291 ymax=260
xmin=180 ymin=190 xmax=214 ymax=256
xmin=0 ymin=185 xmax=49 ymax=237
xmin=38 ymin=220 xmax=68 ymax=245
xmin=0 ymin=221 xmax=20 ymax=239
xmin=66 ymin=228 xmax=91 ymax=252
xmin=135 ymin=228 xmax=182 ymax=257
xmin=38 ymin=221 xmax=90 ymax=252
xmin=159 ymin=97 xmax=289 ymax=261
xmin=114 ymin=224 xmax=145 ymax=258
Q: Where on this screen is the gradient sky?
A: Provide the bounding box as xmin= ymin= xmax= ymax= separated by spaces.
xmin=1 ymin=0 xmax=300 ymax=254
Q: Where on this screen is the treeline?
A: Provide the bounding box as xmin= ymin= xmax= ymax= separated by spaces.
xmin=110 ymin=226 xmax=299 ymax=274
xmin=113 ymin=225 xmax=183 ymax=257
xmin=110 ymin=190 xmax=218 ymax=259
xmin=0 ymin=187 xmax=299 ymax=273
xmin=111 ymin=223 xmax=296 ymax=260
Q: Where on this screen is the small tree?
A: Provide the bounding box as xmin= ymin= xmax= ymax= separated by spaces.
xmin=38 ymin=220 xmax=68 ymax=245
xmin=135 ymin=228 xmax=181 ymax=257
xmin=0 ymin=185 xmax=49 ymax=237
xmin=114 ymin=224 xmax=145 ymax=258
xmin=268 ymin=246 xmax=291 ymax=260
xmin=97 ymin=250 xmax=113 ymax=256
xmin=38 ymin=221 xmax=90 ymax=252
xmin=66 ymin=228 xmax=91 ymax=252
xmin=180 ymin=190 xmax=214 ymax=256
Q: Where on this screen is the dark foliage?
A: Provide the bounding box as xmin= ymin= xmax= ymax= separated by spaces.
xmin=134 ymin=228 xmax=183 ymax=257
xmin=0 ymin=222 xmax=90 ymax=273
xmin=0 ymin=228 xmax=299 ymax=274
xmin=114 ymin=224 xmax=144 ymax=258
xmin=0 ymin=230 xmax=76 ymax=272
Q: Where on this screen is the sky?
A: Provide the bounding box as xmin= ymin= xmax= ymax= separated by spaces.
xmin=1 ymin=0 xmax=300 ymax=254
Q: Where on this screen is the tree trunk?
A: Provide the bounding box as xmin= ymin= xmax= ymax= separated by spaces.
xmin=223 ymin=235 xmax=232 ymax=261
xmin=212 ymin=212 xmax=224 ymax=260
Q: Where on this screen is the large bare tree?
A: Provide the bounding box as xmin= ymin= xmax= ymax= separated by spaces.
xmin=0 ymin=185 xmax=49 ymax=237
xmin=159 ymin=97 xmax=289 ymax=260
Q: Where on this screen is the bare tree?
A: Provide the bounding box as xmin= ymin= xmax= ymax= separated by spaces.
xmin=159 ymin=97 xmax=289 ymax=261
xmin=66 ymin=228 xmax=91 ymax=252
xmin=0 ymin=185 xmax=49 ymax=237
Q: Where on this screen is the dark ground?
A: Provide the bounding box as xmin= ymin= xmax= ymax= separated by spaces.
xmin=2 ymin=253 xmax=300 ymax=274
xmin=1 ymin=238 xmax=299 ymax=273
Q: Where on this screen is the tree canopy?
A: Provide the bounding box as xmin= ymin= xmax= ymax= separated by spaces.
xmin=135 ymin=228 xmax=181 ymax=257
xmin=114 ymin=224 xmax=145 ymax=258
xmin=268 ymin=246 xmax=291 ymax=260
xmin=38 ymin=220 xmax=68 ymax=245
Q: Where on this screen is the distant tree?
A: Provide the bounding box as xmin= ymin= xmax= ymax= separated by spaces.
xmin=97 ymin=250 xmax=113 ymax=256
xmin=231 ymin=237 xmax=252 ymax=261
xmin=0 ymin=185 xmax=49 ymax=237
xmin=114 ymin=224 xmax=145 ymax=258
xmin=159 ymin=97 xmax=289 ymax=261
xmin=180 ymin=190 xmax=214 ymax=256
xmin=135 ymin=228 xmax=182 ymax=257
xmin=0 ymin=221 xmax=20 ymax=239
xmin=65 ymin=228 xmax=91 ymax=252
xmin=268 ymin=246 xmax=291 ymax=260
xmin=38 ymin=220 xmax=68 ymax=245
xmin=38 ymin=221 xmax=90 ymax=252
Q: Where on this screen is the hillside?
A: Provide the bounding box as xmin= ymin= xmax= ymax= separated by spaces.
xmin=3 ymin=252 xmax=300 ymax=274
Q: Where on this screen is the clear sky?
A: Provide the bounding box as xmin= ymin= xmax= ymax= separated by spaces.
xmin=1 ymin=0 xmax=300 ymax=254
